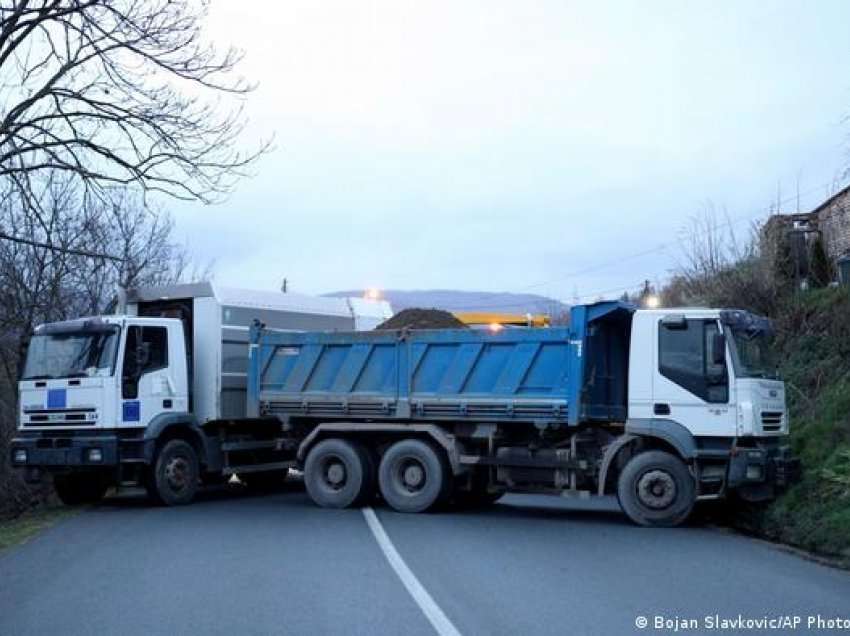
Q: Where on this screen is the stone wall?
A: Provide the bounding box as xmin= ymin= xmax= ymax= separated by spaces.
xmin=815 ymin=186 xmax=850 ymax=260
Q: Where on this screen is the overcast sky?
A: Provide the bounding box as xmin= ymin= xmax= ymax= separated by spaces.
xmin=173 ymin=0 xmax=850 ymax=303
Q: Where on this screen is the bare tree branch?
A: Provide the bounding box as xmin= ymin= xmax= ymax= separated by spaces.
xmin=0 ymin=0 xmax=270 ymax=203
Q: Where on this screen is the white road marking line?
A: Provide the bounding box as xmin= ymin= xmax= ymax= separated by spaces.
xmin=362 ymin=507 xmax=463 ymax=636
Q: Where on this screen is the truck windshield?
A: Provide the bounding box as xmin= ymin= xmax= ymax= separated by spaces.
xmin=22 ymin=328 xmax=120 ymax=380
xmin=727 ymin=327 xmax=780 ymax=380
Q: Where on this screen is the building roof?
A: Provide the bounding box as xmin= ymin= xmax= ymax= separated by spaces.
xmin=810 ymin=184 xmax=850 ymax=215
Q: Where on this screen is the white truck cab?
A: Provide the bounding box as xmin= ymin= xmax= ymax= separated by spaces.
xmin=628 ymin=308 xmax=787 ymax=437
xmin=19 ymin=316 xmax=188 ymax=434
xmin=623 ymin=307 xmax=792 ymax=502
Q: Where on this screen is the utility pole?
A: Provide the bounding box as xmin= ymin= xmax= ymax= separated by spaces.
xmin=281 ymin=278 xmax=288 ymax=293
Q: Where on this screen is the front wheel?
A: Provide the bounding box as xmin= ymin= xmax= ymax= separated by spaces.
xmin=617 ymin=450 xmax=695 ymax=527
xmin=53 ymin=473 xmax=109 ymax=505
xmin=147 ymin=439 xmax=200 ymax=506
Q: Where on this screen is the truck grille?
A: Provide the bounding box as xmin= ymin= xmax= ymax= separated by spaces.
xmin=760 ymin=411 xmax=783 ymax=432
xmin=22 ymin=408 xmax=97 ymax=427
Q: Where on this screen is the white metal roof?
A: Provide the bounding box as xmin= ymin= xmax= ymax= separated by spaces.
xmin=215 ymin=285 xmax=353 ymax=317
xmin=126 ymin=281 xmax=393 ymax=323
xmin=345 ymin=296 xmax=394 ymax=320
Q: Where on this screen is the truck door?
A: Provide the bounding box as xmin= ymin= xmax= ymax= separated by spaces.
xmin=654 ymin=317 xmax=736 ymax=437
xmin=120 ymin=325 xmax=176 ymax=427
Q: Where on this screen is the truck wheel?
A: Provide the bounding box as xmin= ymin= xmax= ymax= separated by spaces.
xmin=148 ymin=439 xmax=200 ymax=506
xmin=53 ymin=473 xmax=109 ymax=506
xmin=304 ymin=439 xmax=374 ymax=508
xmin=617 ymin=450 xmax=695 ymax=527
xmin=379 ymin=439 xmax=451 ymax=513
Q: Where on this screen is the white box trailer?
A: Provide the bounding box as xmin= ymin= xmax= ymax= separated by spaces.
xmin=125 ymin=282 xmax=392 ymax=423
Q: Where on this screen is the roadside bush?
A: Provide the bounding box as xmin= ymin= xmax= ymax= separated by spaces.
xmin=735 ymin=287 xmax=850 ymax=559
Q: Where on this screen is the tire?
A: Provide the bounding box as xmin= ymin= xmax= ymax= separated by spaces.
xmin=304 ymin=439 xmax=375 ymax=508
xmin=378 ymin=439 xmax=451 ymax=513
xmin=147 ymin=439 xmax=200 ymax=506
xmin=617 ymin=450 xmax=695 ymax=527
xmin=53 ymin=473 xmax=109 ymax=506
xmin=241 ymin=469 xmax=291 ymax=491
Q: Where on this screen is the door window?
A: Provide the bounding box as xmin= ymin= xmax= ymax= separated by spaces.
xmin=122 ymin=326 xmax=168 ymax=399
xmin=659 ymin=319 xmax=728 ymax=403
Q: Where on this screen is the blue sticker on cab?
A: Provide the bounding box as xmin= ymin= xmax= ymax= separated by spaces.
xmin=123 ymin=401 xmax=140 ymax=422
xmin=47 ymin=389 xmax=66 ymax=409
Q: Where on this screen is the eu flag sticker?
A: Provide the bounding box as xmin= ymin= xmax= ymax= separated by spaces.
xmin=123 ymin=401 xmax=140 ymax=422
xmin=47 ymin=389 xmax=66 ymax=409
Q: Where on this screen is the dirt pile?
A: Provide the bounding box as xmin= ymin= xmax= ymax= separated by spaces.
xmin=376 ymin=308 xmax=467 ymax=330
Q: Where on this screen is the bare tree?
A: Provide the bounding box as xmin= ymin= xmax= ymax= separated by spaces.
xmin=667 ymin=203 xmax=780 ymax=316
xmin=0 ymin=0 xmax=268 ymax=206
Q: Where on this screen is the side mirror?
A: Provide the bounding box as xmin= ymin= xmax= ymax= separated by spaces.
xmin=711 ymin=333 xmax=726 ymax=365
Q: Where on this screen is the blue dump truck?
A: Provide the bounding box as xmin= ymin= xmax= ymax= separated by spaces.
xmin=11 ymin=284 xmax=797 ymax=526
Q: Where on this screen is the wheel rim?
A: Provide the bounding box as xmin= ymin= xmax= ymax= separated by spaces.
xmin=321 ymin=456 xmax=348 ymax=491
xmin=396 ymin=458 xmax=427 ymax=494
xmin=636 ymin=469 xmax=677 ymax=510
xmin=165 ymin=455 xmax=191 ymax=492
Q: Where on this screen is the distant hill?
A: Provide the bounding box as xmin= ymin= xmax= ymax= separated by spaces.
xmin=326 ymin=289 xmax=569 ymax=316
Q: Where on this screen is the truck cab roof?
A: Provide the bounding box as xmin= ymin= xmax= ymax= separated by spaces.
xmin=33 ymin=315 xmax=182 ymax=334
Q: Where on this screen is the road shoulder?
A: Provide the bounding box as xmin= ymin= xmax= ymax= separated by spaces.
xmin=0 ymin=506 xmax=79 ymax=553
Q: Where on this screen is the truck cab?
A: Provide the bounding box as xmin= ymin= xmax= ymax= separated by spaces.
xmin=14 ymin=316 xmax=192 ymax=504
xmin=623 ymin=308 xmax=792 ymax=503
xmin=19 ymin=316 xmax=187 ymax=434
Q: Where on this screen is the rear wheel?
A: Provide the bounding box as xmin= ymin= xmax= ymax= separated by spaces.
xmin=617 ymin=450 xmax=695 ymax=527
xmin=304 ymin=439 xmax=374 ymax=508
xmin=378 ymin=439 xmax=451 ymax=513
xmin=53 ymin=473 xmax=109 ymax=505
xmin=147 ymin=439 xmax=200 ymax=506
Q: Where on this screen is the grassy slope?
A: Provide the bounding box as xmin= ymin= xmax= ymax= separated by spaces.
xmin=739 ymin=287 xmax=850 ymax=559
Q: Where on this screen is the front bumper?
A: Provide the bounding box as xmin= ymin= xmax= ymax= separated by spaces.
xmin=10 ymin=433 xmax=120 ymax=469
xmin=727 ymin=442 xmax=800 ymax=500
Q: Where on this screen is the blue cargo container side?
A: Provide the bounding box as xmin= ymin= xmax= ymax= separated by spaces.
xmin=246 ymin=301 xmax=634 ymax=427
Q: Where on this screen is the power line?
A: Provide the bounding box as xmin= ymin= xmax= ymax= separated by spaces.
xmin=446 ymin=177 xmax=847 ymax=311
xmin=0 ymin=230 xmax=122 ymax=261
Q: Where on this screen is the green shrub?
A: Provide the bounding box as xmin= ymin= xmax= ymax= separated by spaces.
xmin=740 ymin=287 xmax=850 ymax=559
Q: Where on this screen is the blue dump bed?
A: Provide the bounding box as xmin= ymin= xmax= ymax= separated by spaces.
xmin=247 ymin=301 xmax=634 ymax=428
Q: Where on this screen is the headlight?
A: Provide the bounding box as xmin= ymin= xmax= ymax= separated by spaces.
xmin=87 ymin=448 xmax=103 ymax=462
xmin=13 ymin=448 xmax=27 ymax=463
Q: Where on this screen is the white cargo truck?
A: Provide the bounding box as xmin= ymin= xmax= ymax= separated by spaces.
xmin=12 ymin=282 xmax=391 ymax=503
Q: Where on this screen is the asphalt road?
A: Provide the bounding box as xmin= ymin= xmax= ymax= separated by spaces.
xmin=2 ymin=486 xmax=849 ymax=636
